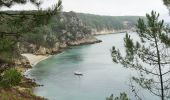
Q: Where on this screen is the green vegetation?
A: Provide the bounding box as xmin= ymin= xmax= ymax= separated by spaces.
xmin=76 ymin=13 xmax=143 ymax=31
xmin=0 ymin=0 xmax=62 ymax=63
xmin=0 ymin=0 xmax=40 ymax=7
xmin=106 ymin=93 xmax=130 ymax=100
xmin=0 ymin=0 xmax=62 ymax=99
xmin=111 ymin=11 xmax=170 ymax=100
xmin=0 ymin=68 xmax=22 ymax=88
xmin=21 ymin=11 xmax=93 ymax=51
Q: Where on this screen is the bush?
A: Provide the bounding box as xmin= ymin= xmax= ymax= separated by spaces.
xmin=106 ymin=93 xmax=130 ymax=100
xmin=0 ymin=68 xmax=22 ymax=88
xmin=106 ymin=94 xmax=114 ymax=100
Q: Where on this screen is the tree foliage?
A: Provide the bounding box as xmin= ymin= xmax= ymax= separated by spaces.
xmin=0 ymin=0 xmax=39 ymax=7
xmin=112 ymin=11 xmax=170 ymax=100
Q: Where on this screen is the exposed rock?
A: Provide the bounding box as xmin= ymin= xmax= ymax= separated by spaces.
xmin=14 ymin=55 xmax=31 ymax=68
xmin=68 ymin=37 xmax=102 ymax=46
xmin=35 ymin=46 xmax=49 ymax=55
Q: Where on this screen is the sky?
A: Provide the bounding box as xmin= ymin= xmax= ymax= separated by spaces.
xmin=62 ymin=0 xmax=168 ymax=16
xmin=1 ymin=0 xmax=170 ymax=17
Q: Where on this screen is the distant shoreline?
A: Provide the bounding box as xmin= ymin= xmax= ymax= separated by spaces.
xmin=93 ymin=30 xmax=134 ymax=36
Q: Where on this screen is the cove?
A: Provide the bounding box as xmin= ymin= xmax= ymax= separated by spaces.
xmin=27 ymin=33 xmax=159 ymax=100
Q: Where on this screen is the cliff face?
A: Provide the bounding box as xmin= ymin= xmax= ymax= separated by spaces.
xmin=59 ymin=12 xmax=94 ymax=43
xmin=20 ymin=11 xmax=101 ymax=55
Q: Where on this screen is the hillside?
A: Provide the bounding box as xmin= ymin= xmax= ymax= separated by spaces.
xmin=0 ymin=11 xmax=143 ymax=60
xmin=0 ymin=11 xmax=102 ymax=65
xmin=0 ymin=11 xmax=143 ymax=63
xmin=20 ymin=11 xmax=101 ymax=55
xmin=76 ymin=12 xmax=143 ymax=34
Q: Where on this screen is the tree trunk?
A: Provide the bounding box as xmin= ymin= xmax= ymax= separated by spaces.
xmin=154 ymin=36 xmax=164 ymax=100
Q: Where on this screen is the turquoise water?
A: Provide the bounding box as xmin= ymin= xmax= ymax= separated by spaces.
xmin=27 ymin=33 xmax=158 ymax=100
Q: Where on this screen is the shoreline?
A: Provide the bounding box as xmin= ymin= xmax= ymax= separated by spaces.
xmin=21 ymin=54 xmax=51 ymax=67
xmin=19 ymin=38 xmax=102 ymax=100
xmin=0 ymin=54 xmax=49 ymax=100
xmin=93 ymin=30 xmax=136 ymax=36
xmin=92 ymin=30 xmax=133 ymax=35
xmin=22 ymin=39 xmax=101 ymax=67
xmin=0 ymin=37 xmax=100 ymax=100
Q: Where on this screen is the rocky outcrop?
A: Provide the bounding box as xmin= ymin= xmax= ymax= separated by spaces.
xmin=67 ymin=37 xmax=101 ymax=46
xmin=21 ymin=37 xmax=101 ymax=55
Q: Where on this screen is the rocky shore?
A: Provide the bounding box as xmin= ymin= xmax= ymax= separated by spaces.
xmin=21 ymin=37 xmax=101 ymax=56
xmin=0 ymin=34 xmax=102 ymax=100
xmin=0 ymin=36 xmax=101 ymax=100
xmin=22 ymin=37 xmax=101 ymax=67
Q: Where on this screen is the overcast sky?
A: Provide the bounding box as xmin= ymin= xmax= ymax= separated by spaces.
xmin=63 ymin=0 xmax=168 ymax=16
xmin=2 ymin=0 xmax=169 ymax=16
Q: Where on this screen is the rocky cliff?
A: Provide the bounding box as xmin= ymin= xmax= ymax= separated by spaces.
xmin=20 ymin=11 xmax=101 ymax=55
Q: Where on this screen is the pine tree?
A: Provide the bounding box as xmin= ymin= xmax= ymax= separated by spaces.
xmin=111 ymin=11 xmax=170 ymax=100
xmin=0 ymin=0 xmax=39 ymax=7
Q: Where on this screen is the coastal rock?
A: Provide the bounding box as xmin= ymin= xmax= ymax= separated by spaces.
xmin=68 ymin=37 xmax=102 ymax=46
xmin=14 ymin=55 xmax=31 ymax=68
xmin=59 ymin=43 xmax=68 ymax=48
xmin=35 ymin=46 xmax=50 ymax=55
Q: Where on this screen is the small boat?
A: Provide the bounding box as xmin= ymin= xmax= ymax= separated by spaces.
xmin=74 ymin=72 xmax=83 ymax=76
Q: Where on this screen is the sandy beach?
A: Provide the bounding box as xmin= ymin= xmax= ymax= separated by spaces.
xmin=21 ymin=54 xmax=50 ymax=66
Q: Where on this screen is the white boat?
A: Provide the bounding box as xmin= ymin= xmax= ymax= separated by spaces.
xmin=74 ymin=72 xmax=83 ymax=76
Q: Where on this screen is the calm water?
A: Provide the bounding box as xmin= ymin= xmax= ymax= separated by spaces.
xmin=27 ymin=33 xmax=159 ymax=100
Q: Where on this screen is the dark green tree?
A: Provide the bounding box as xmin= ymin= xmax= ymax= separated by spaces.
xmin=0 ymin=0 xmax=40 ymax=7
xmin=111 ymin=11 xmax=170 ymax=100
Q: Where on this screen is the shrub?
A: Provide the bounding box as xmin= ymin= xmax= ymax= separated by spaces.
xmin=0 ymin=68 xmax=22 ymax=88
xmin=106 ymin=93 xmax=130 ymax=100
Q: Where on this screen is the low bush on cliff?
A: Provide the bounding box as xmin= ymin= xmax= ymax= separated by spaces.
xmin=0 ymin=68 xmax=22 ymax=88
xmin=106 ymin=93 xmax=130 ymax=100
